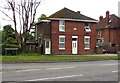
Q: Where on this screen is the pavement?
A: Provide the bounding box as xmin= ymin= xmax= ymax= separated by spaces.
xmin=56 ymin=54 xmax=118 ymax=56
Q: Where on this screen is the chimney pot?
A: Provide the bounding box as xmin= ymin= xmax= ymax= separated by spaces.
xmin=99 ymin=16 xmax=103 ymax=22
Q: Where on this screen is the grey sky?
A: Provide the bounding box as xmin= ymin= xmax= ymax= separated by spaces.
xmin=0 ymin=0 xmax=120 ymax=30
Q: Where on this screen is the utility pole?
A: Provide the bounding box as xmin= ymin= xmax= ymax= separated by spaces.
xmin=118 ymin=1 xmax=120 ymax=17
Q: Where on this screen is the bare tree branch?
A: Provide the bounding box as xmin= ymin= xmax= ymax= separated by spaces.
xmin=0 ymin=10 xmax=13 ymax=21
xmin=18 ymin=4 xmax=22 ymax=35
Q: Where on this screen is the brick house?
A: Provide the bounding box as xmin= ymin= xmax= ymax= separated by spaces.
xmin=36 ymin=8 xmax=98 ymax=55
xmin=97 ymin=11 xmax=120 ymax=53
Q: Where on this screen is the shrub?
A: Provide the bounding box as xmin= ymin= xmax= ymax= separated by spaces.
xmin=0 ymin=44 xmax=21 ymax=55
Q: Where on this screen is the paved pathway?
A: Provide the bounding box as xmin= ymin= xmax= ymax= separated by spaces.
xmin=56 ymin=54 xmax=118 ymax=56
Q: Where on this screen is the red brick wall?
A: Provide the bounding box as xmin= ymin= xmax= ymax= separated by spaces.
xmin=102 ymin=29 xmax=110 ymax=43
xmin=117 ymin=30 xmax=120 ymax=50
xmin=51 ymin=20 xmax=97 ymax=54
xmin=101 ymin=29 xmax=120 ymax=46
xmin=110 ymin=30 xmax=117 ymax=45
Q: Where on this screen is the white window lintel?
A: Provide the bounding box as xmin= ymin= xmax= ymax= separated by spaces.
xmin=85 ymin=36 xmax=90 ymax=38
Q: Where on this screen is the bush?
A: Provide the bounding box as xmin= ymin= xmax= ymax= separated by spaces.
xmin=0 ymin=44 xmax=21 ymax=55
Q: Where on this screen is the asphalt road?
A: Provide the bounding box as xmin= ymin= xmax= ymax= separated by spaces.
xmin=1 ymin=60 xmax=119 ymax=81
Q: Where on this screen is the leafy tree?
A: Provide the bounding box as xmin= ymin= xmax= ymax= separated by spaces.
xmin=0 ymin=30 xmax=2 ymax=43
xmin=28 ymin=34 xmax=35 ymax=40
xmin=2 ymin=25 xmax=17 ymax=43
xmin=3 ymin=25 xmax=14 ymax=33
xmin=5 ymin=37 xmax=17 ymax=43
xmin=38 ymin=14 xmax=47 ymax=20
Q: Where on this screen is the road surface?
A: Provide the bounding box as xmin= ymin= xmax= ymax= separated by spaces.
xmin=1 ymin=60 xmax=119 ymax=81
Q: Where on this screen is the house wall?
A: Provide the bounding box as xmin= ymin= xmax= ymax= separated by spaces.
xmin=36 ymin=22 xmax=51 ymax=40
xmin=116 ymin=29 xmax=120 ymax=51
xmin=36 ymin=22 xmax=51 ymax=54
xmin=102 ymin=29 xmax=119 ymax=44
xmin=102 ymin=29 xmax=110 ymax=43
xmin=51 ymin=20 xmax=97 ymax=54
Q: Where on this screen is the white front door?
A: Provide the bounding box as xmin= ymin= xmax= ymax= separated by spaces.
xmin=45 ymin=40 xmax=51 ymax=54
xmin=72 ymin=36 xmax=78 ymax=54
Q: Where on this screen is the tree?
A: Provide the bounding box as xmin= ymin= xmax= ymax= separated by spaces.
xmin=38 ymin=14 xmax=47 ymax=20
xmin=3 ymin=25 xmax=14 ymax=33
xmin=2 ymin=25 xmax=17 ymax=43
xmin=0 ymin=0 xmax=41 ymax=51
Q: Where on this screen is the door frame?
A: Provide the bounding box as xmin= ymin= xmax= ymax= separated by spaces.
xmin=72 ymin=36 xmax=78 ymax=54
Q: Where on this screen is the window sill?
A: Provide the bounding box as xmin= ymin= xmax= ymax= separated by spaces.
xmin=84 ymin=48 xmax=90 ymax=50
xmin=84 ymin=31 xmax=91 ymax=33
xmin=59 ymin=48 xmax=65 ymax=50
xmin=59 ymin=31 xmax=65 ymax=32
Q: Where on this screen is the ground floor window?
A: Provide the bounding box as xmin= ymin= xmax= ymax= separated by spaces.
xmin=84 ymin=36 xmax=90 ymax=50
xmin=59 ymin=36 xmax=65 ymax=50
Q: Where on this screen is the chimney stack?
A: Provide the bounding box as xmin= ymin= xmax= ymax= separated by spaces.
xmin=106 ymin=11 xmax=109 ymax=26
xmin=106 ymin=11 xmax=109 ymax=18
xmin=77 ymin=11 xmax=80 ymax=14
xmin=99 ymin=16 xmax=103 ymax=22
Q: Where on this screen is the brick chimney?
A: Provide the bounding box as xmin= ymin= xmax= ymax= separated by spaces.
xmin=77 ymin=11 xmax=80 ymax=14
xmin=106 ymin=11 xmax=109 ymax=18
xmin=106 ymin=11 xmax=109 ymax=26
xmin=99 ymin=16 xmax=103 ymax=22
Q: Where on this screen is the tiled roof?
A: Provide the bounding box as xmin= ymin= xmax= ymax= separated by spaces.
xmin=109 ymin=14 xmax=120 ymax=28
xmin=98 ymin=14 xmax=120 ymax=29
xmin=48 ymin=7 xmax=97 ymax=21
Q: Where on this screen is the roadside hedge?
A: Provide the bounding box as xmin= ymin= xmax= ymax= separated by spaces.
xmin=0 ymin=44 xmax=21 ymax=55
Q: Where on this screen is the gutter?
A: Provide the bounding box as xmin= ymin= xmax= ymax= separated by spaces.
xmin=49 ymin=18 xmax=98 ymax=23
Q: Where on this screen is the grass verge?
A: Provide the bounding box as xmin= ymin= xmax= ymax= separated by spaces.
xmin=0 ymin=55 xmax=119 ymax=62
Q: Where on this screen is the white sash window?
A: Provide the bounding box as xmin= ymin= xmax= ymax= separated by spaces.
xmin=59 ymin=20 xmax=65 ymax=32
xmin=84 ymin=36 xmax=90 ymax=50
xmin=59 ymin=36 xmax=65 ymax=50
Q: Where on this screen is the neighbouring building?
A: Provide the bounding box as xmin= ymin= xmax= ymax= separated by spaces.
xmin=97 ymin=11 xmax=120 ymax=53
xmin=36 ymin=8 xmax=98 ymax=55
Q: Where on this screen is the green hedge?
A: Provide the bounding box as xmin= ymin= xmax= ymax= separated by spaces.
xmin=0 ymin=44 xmax=21 ymax=55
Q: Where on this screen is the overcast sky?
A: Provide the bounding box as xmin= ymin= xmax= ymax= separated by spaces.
xmin=0 ymin=0 xmax=120 ymax=30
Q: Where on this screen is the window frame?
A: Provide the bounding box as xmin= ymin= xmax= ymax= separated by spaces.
xmin=59 ymin=36 xmax=65 ymax=50
xmin=59 ymin=20 xmax=65 ymax=32
xmin=84 ymin=23 xmax=91 ymax=32
xmin=84 ymin=36 xmax=90 ymax=50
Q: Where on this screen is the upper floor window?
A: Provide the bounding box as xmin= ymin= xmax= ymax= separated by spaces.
xmin=59 ymin=20 xmax=65 ymax=32
xmin=84 ymin=23 xmax=91 ymax=33
xmin=84 ymin=36 xmax=90 ymax=50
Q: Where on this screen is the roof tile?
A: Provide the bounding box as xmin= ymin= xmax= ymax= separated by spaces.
xmin=48 ymin=7 xmax=97 ymax=21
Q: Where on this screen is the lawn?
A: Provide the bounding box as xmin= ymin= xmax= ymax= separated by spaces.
xmin=0 ymin=53 xmax=119 ymax=62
